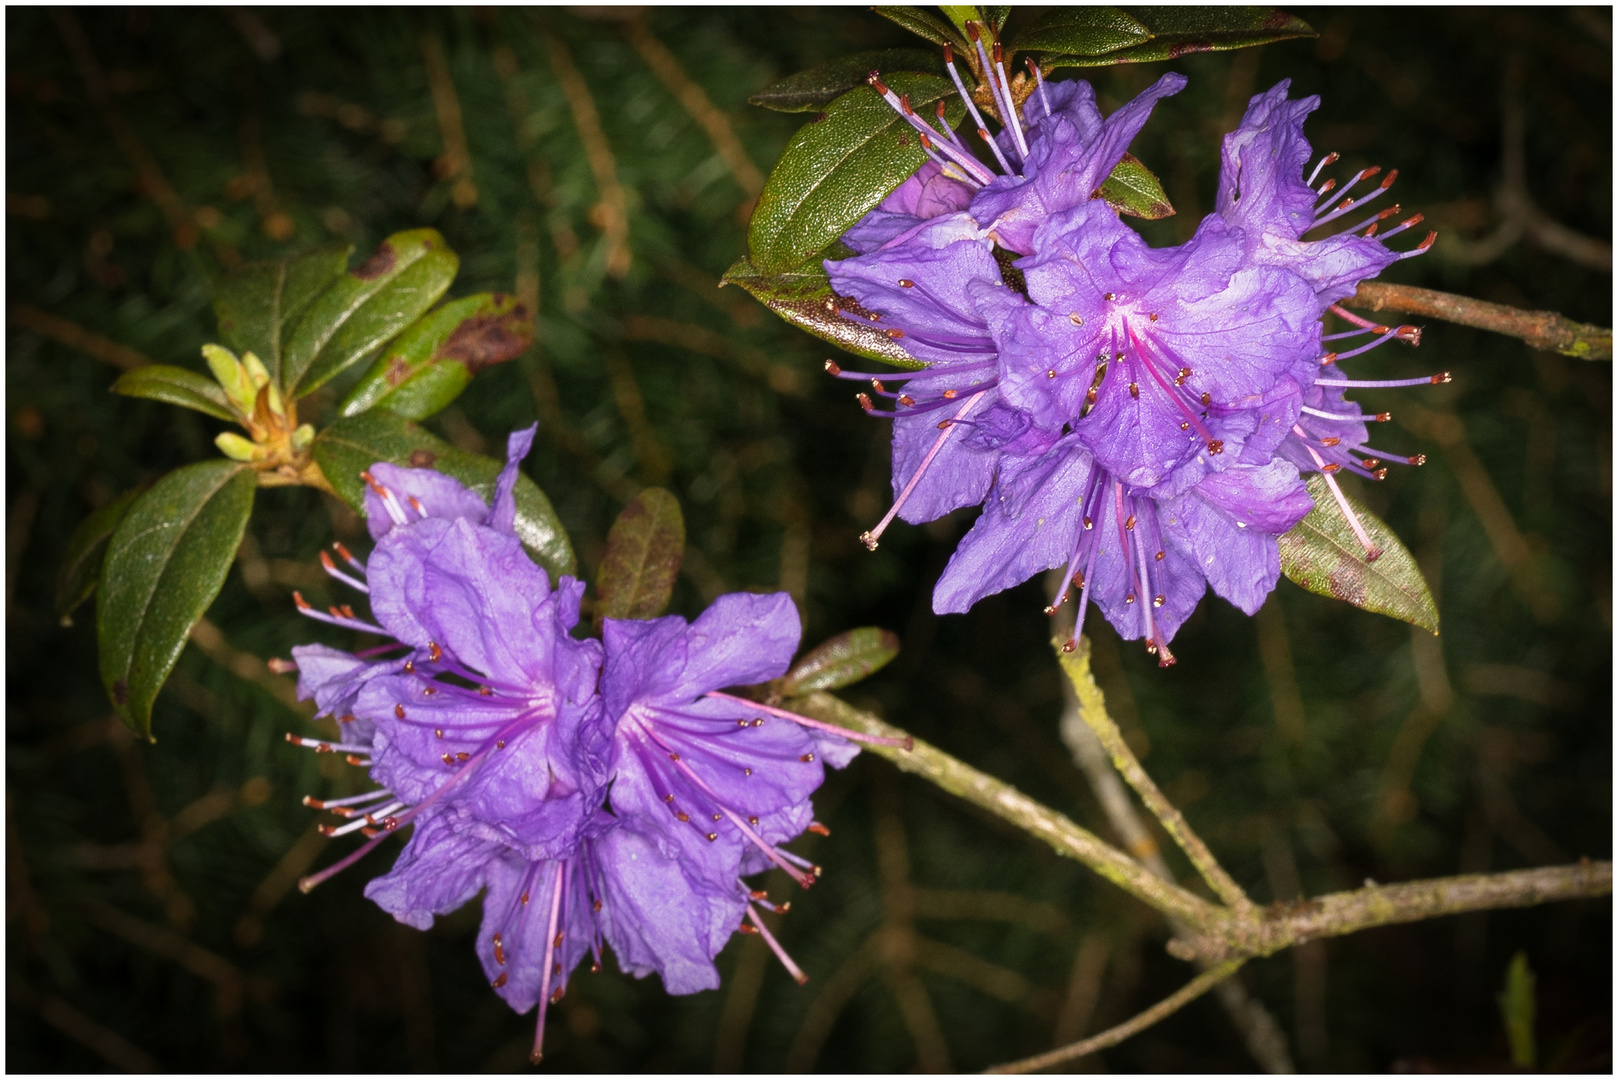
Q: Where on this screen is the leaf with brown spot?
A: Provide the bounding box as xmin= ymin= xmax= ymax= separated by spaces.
xmin=283 ymin=228 xmax=459 ymax=397
xmin=595 ymin=488 xmax=685 ymax=624
xmin=212 ymin=243 xmax=351 ymax=384
xmin=339 ymin=292 xmax=533 ymax=420
xmin=1279 ymin=473 xmax=1438 ymax=633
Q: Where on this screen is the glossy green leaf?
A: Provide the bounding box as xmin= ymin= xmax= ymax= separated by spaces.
xmin=722 ymin=253 xmax=923 ymax=369
xmin=749 ymin=49 xmax=941 ymax=113
xmin=284 ymin=228 xmax=459 ymax=398
xmin=312 ymin=410 xmax=574 ymax=581
xmin=1279 ymin=473 xmax=1438 ymax=634
xmin=872 ymin=6 xmax=970 ymax=53
xmin=55 ymin=485 xmax=145 ymax=622
xmin=213 ymin=244 xmax=352 ymax=384
xmin=981 ymin=6 xmax=1012 ymax=34
xmin=110 ymin=364 xmax=237 ymax=422
xmin=595 ymin=487 xmax=685 ymax=623
xmin=749 ymin=74 xmax=966 ymax=274
xmin=1012 ymin=7 xmax=1152 ymax=57
xmin=1098 ymin=153 xmax=1175 ymax=220
xmin=780 ymin=626 xmax=901 ymax=696
xmin=1043 ymin=7 xmax=1314 ymax=68
xmin=97 ymin=461 xmax=256 ymax=738
xmin=340 ymin=293 xmax=534 ymax=420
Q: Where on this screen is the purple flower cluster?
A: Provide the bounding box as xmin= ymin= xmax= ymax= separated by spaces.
xmin=834 ymin=56 xmax=1444 ymax=664
xmin=282 ymin=430 xmax=889 ymax=1061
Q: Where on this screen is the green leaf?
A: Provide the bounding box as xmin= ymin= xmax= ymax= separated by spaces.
xmin=110 ymin=364 xmax=237 ymax=422
xmin=339 ymin=293 xmax=535 ymax=420
xmin=1098 ymin=153 xmax=1175 ymax=220
xmin=722 ymin=253 xmax=923 ymax=369
xmin=97 ymin=461 xmax=256 ymax=738
xmin=1012 ymin=7 xmax=1152 ymax=57
xmin=312 ymin=410 xmax=574 ymax=581
xmin=749 ymin=49 xmax=941 ymax=113
xmin=937 ymin=6 xmax=984 ymax=39
xmin=1497 ymin=951 xmax=1537 ymax=1070
xmin=749 ymin=74 xmax=966 ymax=273
xmin=780 ymin=626 xmax=900 ymax=696
xmin=981 ymin=6 xmax=1012 ymax=34
xmin=213 ymin=244 xmax=352 ymax=384
xmin=594 ymin=487 xmax=685 ymax=623
xmin=1279 ymin=473 xmax=1439 ymax=634
xmin=55 ymin=485 xmax=145 ymax=622
xmin=872 ymin=7 xmax=970 ymax=53
xmin=1043 ymin=7 xmax=1314 ymax=68
xmin=284 ymin=228 xmax=460 ymax=398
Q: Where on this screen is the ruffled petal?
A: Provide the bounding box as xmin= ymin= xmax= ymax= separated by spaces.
xmin=366 ymin=517 xmax=556 ymax=689
xmin=595 ymin=823 xmax=743 ymax=995
xmin=1216 ymin=80 xmax=1321 ymax=241
xmin=933 ymin=439 xmax=1095 ymax=614
xmin=363 ymin=810 xmax=501 ymax=930
xmin=971 ymin=73 xmax=1186 ymax=255
xmin=365 ymin=463 xmax=489 ymax=541
xmin=489 ymin=424 xmax=538 ymax=535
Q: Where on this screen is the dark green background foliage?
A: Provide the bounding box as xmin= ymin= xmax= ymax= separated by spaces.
xmin=7 ymin=7 xmax=1610 ymax=1072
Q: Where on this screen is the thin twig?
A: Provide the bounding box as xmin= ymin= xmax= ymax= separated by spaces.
xmin=8 ymin=981 xmax=161 ymax=1073
xmin=1054 ymin=638 xmax=1254 ymax=912
xmin=985 ymin=959 xmax=1246 ymax=1074
xmin=799 ymin=691 xmax=1614 ymax=960
xmin=622 ymin=19 xmax=764 ymax=199
xmin=1347 ymin=282 xmax=1611 ymax=361
xmin=1051 ymin=621 xmax=1294 ymax=1073
xmin=793 ymin=692 xmax=1228 ymax=929
xmin=419 ymin=32 xmax=478 ymax=208
xmin=540 ymin=27 xmax=632 ymax=277
xmin=9 ymin=305 xmax=153 ymax=370
xmin=1183 ymin=861 xmax=1612 ymax=962
xmin=52 ymin=9 xmax=197 ymax=249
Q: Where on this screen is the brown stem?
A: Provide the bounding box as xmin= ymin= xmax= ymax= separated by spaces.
xmin=1176 ymin=861 xmax=1612 ymax=963
xmin=985 ymin=960 xmax=1246 ymax=1074
xmin=792 ymin=692 xmax=1228 ymax=930
xmin=1348 ymin=281 xmax=1612 ymax=361
xmin=1055 ymin=638 xmax=1254 ymax=911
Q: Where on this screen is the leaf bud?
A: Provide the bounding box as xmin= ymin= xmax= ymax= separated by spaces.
xmin=241 ymin=351 xmax=271 ymax=389
xmin=202 ymin=344 xmax=256 ymax=412
xmin=291 ymin=423 xmax=315 ymax=451
xmin=215 ymin=431 xmax=265 ymax=461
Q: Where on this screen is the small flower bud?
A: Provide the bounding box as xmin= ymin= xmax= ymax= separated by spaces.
xmin=202 ymin=344 xmax=255 ymax=411
xmin=265 ymin=380 xmax=286 ymax=418
xmin=291 ymin=423 xmax=315 ymax=450
xmin=241 ymin=351 xmax=271 ymax=389
xmin=215 ymin=431 xmax=264 ymax=461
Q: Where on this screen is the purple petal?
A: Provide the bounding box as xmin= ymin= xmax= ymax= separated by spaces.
xmin=972 ymin=73 xmax=1186 ymax=255
xmin=363 ymin=810 xmax=501 ymax=930
xmin=489 ymin=424 xmax=538 ymax=535
xmin=366 ymin=517 xmax=559 ymax=690
xmin=1216 ymin=80 xmax=1321 ymax=241
xmin=476 ymin=843 xmax=603 ymax=1013
xmin=933 ymin=439 xmax=1095 ymax=614
xmin=595 ymin=822 xmax=743 ymax=995
xmin=365 ymin=463 xmax=489 ymax=541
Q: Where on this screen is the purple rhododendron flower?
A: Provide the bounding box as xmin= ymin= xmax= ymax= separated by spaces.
xmin=834 ymin=61 xmax=1445 ymax=661
xmin=281 ymin=429 xmax=891 ymax=1061
xmin=290 ymin=428 xmax=608 ymax=887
